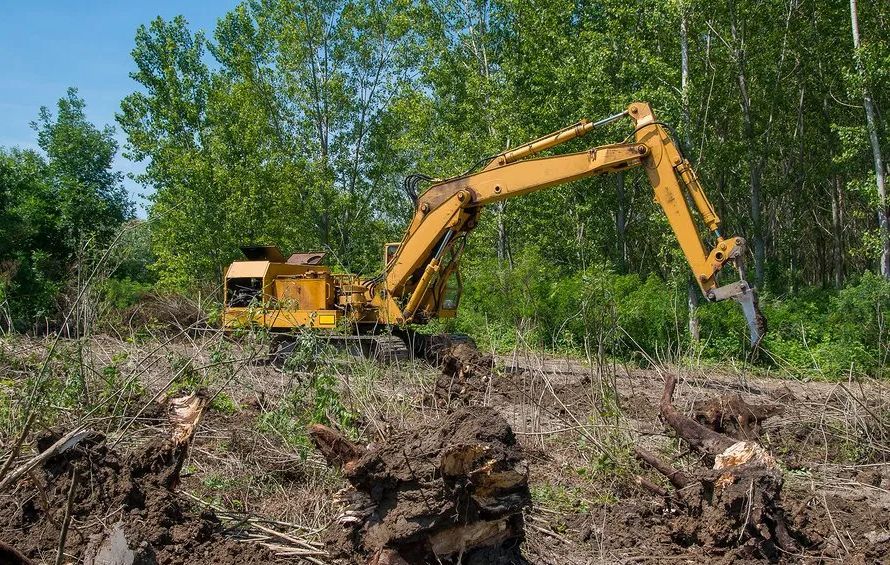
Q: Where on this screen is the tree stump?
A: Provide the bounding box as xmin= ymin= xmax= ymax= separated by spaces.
xmin=634 ymin=374 xmax=800 ymax=559
xmin=309 ymin=407 xmax=530 ymax=564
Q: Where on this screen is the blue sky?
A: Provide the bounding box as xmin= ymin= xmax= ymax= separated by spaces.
xmin=0 ymin=1 xmax=239 ymax=215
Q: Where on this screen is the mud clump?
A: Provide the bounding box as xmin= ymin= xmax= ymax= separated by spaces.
xmin=0 ymin=430 xmax=272 ymax=564
xmin=310 ymin=407 xmax=530 ymax=564
xmin=432 ymin=342 xmax=495 ymax=405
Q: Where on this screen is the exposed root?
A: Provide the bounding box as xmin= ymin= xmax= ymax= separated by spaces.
xmin=692 ymin=393 xmax=783 ymax=439
xmin=635 ymin=374 xmax=802 ymax=560
xmin=431 ymin=342 xmax=495 ymax=405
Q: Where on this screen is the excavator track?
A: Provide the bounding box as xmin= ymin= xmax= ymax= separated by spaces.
xmin=268 ymin=330 xmax=474 ymax=367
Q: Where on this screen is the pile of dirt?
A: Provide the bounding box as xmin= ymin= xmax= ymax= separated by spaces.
xmin=310 ymin=407 xmax=530 ymax=564
xmin=0 ymin=429 xmax=273 ymax=564
xmin=432 ymin=342 xmax=496 ymax=405
xmin=115 ymin=292 xmax=207 ymax=334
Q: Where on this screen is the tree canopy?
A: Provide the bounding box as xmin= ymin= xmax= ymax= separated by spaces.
xmin=116 ymin=0 xmax=888 ymax=294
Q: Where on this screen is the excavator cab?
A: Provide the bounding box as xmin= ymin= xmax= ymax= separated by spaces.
xmin=439 ymin=271 xmax=461 ymax=314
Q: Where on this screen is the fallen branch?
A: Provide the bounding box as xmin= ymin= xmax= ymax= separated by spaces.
xmin=659 ymin=374 xmax=735 ymax=455
xmin=54 ymin=465 xmax=80 ymax=565
xmin=634 ymin=447 xmax=689 ymax=489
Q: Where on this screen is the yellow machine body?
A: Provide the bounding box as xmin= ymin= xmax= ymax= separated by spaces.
xmin=223 ymin=259 xmax=340 ymax=330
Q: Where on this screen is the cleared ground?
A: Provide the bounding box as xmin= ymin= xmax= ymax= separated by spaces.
xmin=0 ymin=331 xmax=887 ymax=563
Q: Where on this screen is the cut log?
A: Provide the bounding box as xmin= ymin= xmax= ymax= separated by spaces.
xmin=633 ymin=447 xmax=689 ymax=490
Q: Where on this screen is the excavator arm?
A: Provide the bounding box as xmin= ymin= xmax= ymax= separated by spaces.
xmin=371 ymin=102 xmax=766 ymax=346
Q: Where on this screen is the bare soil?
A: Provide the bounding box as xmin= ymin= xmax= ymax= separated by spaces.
xmin=0 ymin=428 xmax=275 ymax=564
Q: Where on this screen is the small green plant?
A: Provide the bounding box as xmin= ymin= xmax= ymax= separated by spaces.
xmin=97 ymin=360 xmax=145 ymax=413
xmin=256 ymin=363 xmax=357 ymax=455
xmin=531 ymin=483 xmax=591 ymax=513
xmin=210 ymin=391 xmax=238 ymax=415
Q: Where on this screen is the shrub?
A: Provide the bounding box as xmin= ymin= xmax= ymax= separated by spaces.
xmin=457 ymin=249 xmax=890 ymax=379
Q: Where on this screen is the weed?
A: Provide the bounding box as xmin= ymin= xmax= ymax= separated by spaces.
xmin=210 ymin=391 xmax=238 ymax=415
xmin=531 ymin=483 xmax=591 ymax=513
xmin=256 ymin=361 xmax=357 ymax=456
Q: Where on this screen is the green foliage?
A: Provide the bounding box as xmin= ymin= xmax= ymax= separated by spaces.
xmin=457 ymin=245 xmax=890 ymax=379
xmin=2 ymin=0 xmax=889 ymax=390
xmin=0 ymin=89 xmax=133 ymax=331
xmin=34 ymin=88 xmax=132 ymax=244
xmin=99 ymin=277 xmax=154 ymax=310
xmin=118 ymin=3 xmax=423 ymax=289
xmin=458 ymin=253 xmax=684 ymax=356
xmin=530 ymin=483 xmax=591 ymax=513
xmin=257 ymin=363 xmax=357 ymax=454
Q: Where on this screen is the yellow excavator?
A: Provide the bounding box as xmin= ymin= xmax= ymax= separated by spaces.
xmin=223 ymin=102 xmax=766 ymax=357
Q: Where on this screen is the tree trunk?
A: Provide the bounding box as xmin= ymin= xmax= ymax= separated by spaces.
xmin=496 ymin=201 xmax=513 ymax=269
xmin=750 ymin=160 xmax=766 ymax=285
xmin=688 ymin=280 xmax=701 ymax=341
xmin=832 ymin=175 xmax=845 ymax=288
xmin=680 ymin=3 xmax=699 ymax=341
xmin=850 ymin=0 xmax=890 ymax=278
xmin=616 ymin=172 xmax=627 ymax=271
xmin=729 ymin=11 xmax=767 ymax=287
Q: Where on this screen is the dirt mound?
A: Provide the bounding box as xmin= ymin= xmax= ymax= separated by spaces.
xmin=116 ymin=292 xmax=207 ymax=333
xmin=311 ymin=407 xmax=530 ymax=564
xmin=0 ymin=429 xmax=273 ymax=564
xmin=432 ymin=342 xmax=495 ymax=405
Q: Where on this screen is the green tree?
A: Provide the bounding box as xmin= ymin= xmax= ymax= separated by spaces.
xmin=33 ymin=88 xmax=132 ymax=246
xmin=1 ymin=90 xmax=131 ymax=330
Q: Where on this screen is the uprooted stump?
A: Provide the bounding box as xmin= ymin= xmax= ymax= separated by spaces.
xmin=0 ymin=392 xmax=273 ymax=564
xmin=432 ymin=342 xmax=495 ymax=405
xmin=310 ymin=407 xmax=530 ymax=564
xmin=635 ymin=375 xmax=801 ymax=560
